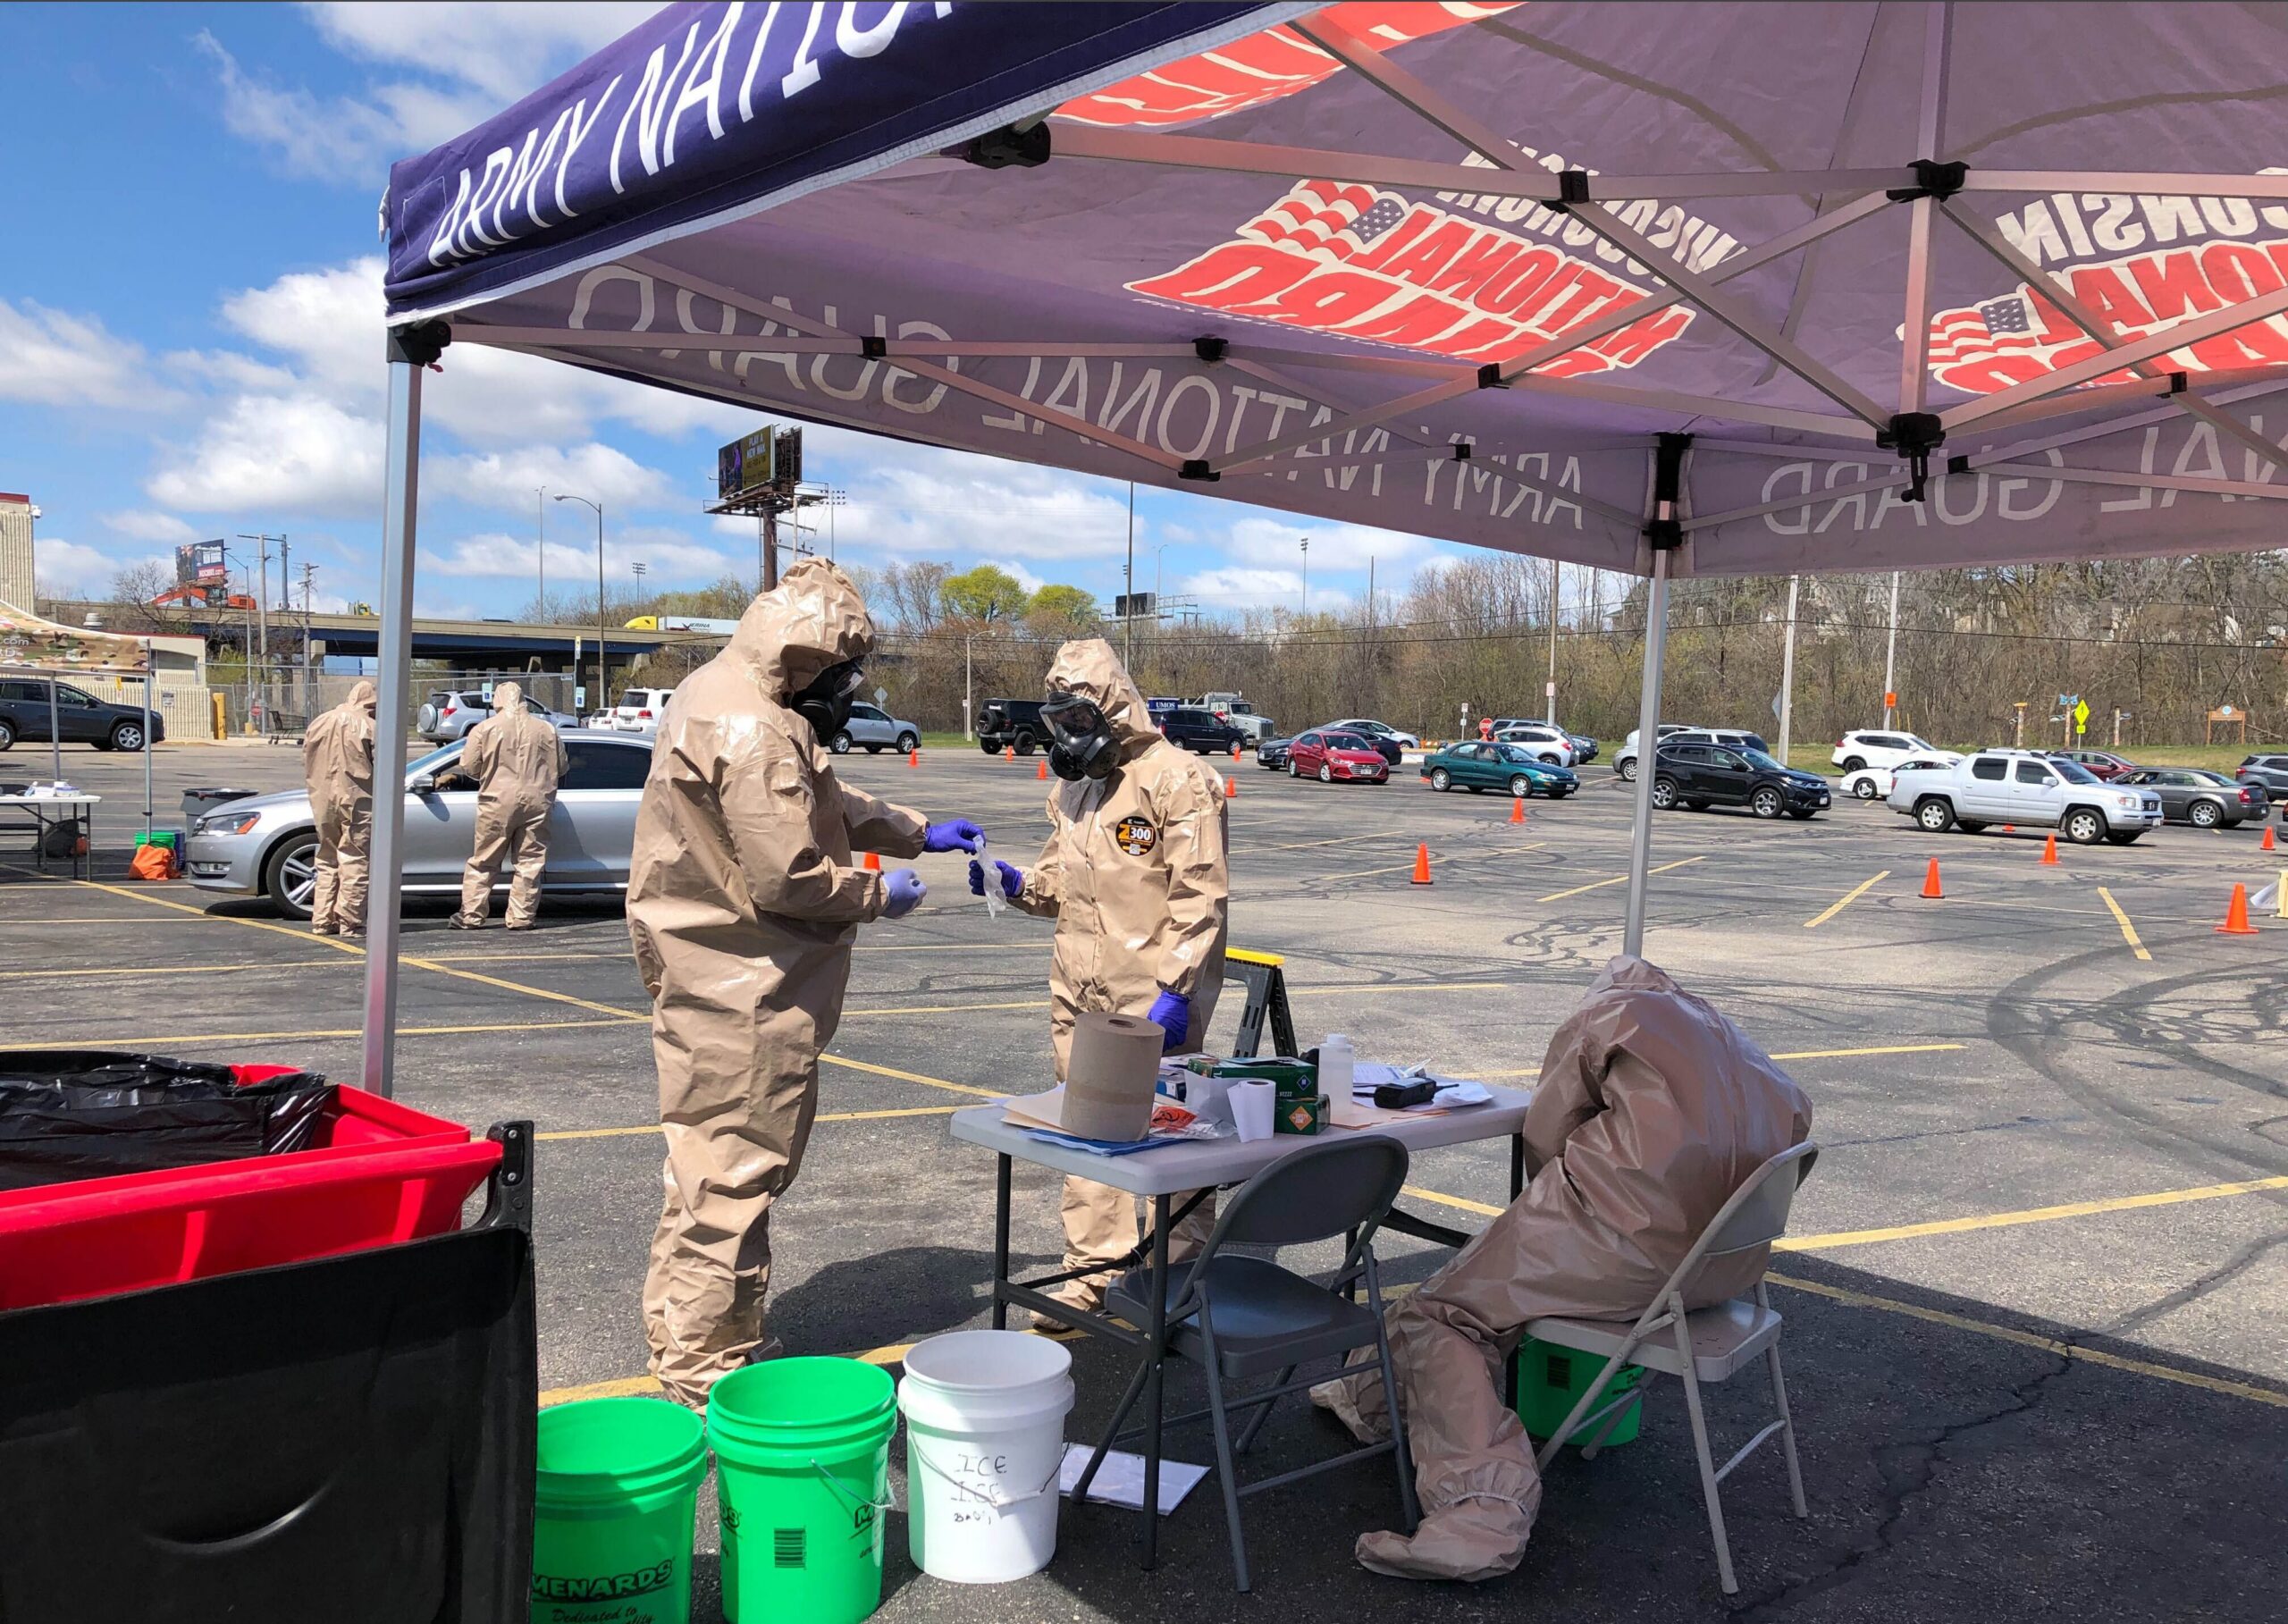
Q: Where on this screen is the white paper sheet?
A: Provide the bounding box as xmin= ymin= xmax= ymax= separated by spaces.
xmin=1058 ymin=1443 xmax=1209 ymax=1515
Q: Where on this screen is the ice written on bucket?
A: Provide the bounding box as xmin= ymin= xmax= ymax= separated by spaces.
xmin=899 ymin=1330 xmax=1076 ymax=1585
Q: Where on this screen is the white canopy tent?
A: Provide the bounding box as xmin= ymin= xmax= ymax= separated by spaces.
xmin=361 ymin=0 xmax=2288 ymax=1092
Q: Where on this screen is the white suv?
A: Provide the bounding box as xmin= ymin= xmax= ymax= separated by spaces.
xmin=1833 ymin=728 xmax=1941 ymax=773
xmin=613 ymin=687 xmax=676 ymax=733
xmin=1886 ymin=751 xmax=2163 ymax=845
xmin=1492 ymin=723 xmax=1576 ymax=766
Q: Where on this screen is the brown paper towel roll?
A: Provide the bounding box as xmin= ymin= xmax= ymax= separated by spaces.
xmin=1063 ymin=1011 xmax=1165 ymax=1141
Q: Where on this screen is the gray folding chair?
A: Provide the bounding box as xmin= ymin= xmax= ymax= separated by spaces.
xmin=1088 ymin=1134 xmax=1417 ymax=1593
xmin=1526 ymin=1140 xmax=1819 ymax=1595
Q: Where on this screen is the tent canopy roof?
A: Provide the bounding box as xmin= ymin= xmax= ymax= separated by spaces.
xmin=0 ymin=601 xmax=150 ymax=674
xmin=384 ymin=1 xmax=2288 ymax=578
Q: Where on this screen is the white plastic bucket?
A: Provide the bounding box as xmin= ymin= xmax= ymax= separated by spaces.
xmin=897 ymin=1330 xmax=1075 ymax=1584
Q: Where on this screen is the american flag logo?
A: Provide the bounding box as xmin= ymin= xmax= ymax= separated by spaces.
xmin=1352 ymin=197 xmax=1409 ymax=243
xmin=1927 ymin=290 xmax=2044 ymax=367
xmin=1978 ymin=296 xmax=2032 ymax=335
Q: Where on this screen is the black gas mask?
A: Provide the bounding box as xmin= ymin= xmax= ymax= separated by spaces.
xmin=1043 ymin=689 xmax=1118 ymax=781
xmin=789 ymin=658 xmax=865 ymax=745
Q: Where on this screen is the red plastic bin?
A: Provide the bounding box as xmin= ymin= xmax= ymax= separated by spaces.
xmin=0 ymin=1077 xmax=502 ymax=1311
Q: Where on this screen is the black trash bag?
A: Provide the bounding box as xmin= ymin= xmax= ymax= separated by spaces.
xmin=0 ymin=1050 xmax=333 ymax=1192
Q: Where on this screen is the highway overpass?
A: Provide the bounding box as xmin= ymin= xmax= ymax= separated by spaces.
xmin=50 ymin=601 xmax=727 ymax=666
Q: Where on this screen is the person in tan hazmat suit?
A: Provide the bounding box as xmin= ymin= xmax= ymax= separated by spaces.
xmin=1319 ymin=955 xmax=1812 ymax=1581
xmin=626 ymin=560 xmax=984 ymax=1408
xmin=969 ymin=639 xmax=1228 ymax=1318
xmin=300 ymin=678 xmax=377 ymax=938
xmin=450 ymin=681 xmax=568 ymax=930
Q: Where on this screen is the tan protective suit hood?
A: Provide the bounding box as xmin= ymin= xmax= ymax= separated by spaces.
xmin=300 ymin=680 xmax=379 ymax=934
xmin=625 ymin=558 xmax=930 ymax=1404
xmin=1337 ymin=956 xmax=1813 ymax=1583
xmin=453 ymin=680 xmax=568 ymax=930
xmin=1044 ymin=638 xmax=1158 ymax=762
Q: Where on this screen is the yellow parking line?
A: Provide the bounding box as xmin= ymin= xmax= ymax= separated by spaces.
xmin=1779 ymin=1174 xmax=2288 ymax=1251
xmin=1768 ymin=1274 xmax=2288 ymax=1410
xmin=0 ymin=865 xmax=366 ymax=954
xmin=537 ymin=1105 xmax=963 ymax=1141
xmin=539 ymin=1338 xmax=959 ymax=1408
xmin=1403 ymin=1183 xmax=1503 ymax=1216
xmin=1338 ymin=841 xmax=1546 ymax=881
xmin=1535 ymin=855 xmax=1703 ymax=904
xmin=400 ymin=955 xmax=648 ymax=1021
xmin=820 ymin=1054 xmax=1005 ymax=1099
xmin=1270 ymin=829 xmax=1410 ymax=851
xmin=2096 ymin=886 xmax=2152 ymax=962
xmin=38 ymin=1017 xmax=644 ymax=1048
xmin=1804 ymin=871 xmax=1890 ymax=929
xmin=0 ymin=960 xmax=348 ymax=980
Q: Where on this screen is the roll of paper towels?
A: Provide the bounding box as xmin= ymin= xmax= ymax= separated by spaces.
xmin=1063 ymin=1011 xmax=1165 ymax=1141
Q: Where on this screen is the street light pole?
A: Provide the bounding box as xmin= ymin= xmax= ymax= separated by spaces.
xmin=1882 ymin=570 xmax=1901 ymax=728
xmin=536 ymin=486 xmax=547 ymax=610
xmin=556 ymin=494 xmax=605 ymax=716
xmin=1548 ymin=557 xmax=1561 ymax=730
xmin=1778 ymin=574 xmax=1800 ymax=763
xmin=1123 ymin=481 xmax=1136 ymax=669
xmin=1299 ymin=537 xmax=1309 ymax=619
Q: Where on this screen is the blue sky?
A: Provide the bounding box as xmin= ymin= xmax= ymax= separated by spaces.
xmin=2 ymin=2 xmax=1461 ymax=624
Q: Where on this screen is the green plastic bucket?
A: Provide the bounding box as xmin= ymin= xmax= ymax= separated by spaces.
xmin=1515 ymin=1339 xmax=1645 ymax=1448
xmin=708 ymin=1357 xmax=897 ymax=1624
xmin=532 ymin=1396 xmax=708 ymax=1624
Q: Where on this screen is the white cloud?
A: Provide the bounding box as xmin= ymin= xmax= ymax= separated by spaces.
xmin=304 ymin=2 xmax=655 ymax=104
xmin=978 ymin=559 xmax=1047 ymax=595
xmin=1220 ymin=516 xmax=1433 ymax=573
xmin=426 ymin=524 xmax=735 ymax=584
xmin=1182 ymin=568 xmax=1315 ymax=613
xmin=433 ymin=443 xmax=675 ymax=512
xmin=33 ymin=541 xmax=125 ymax=601
xmin=0 ymin=299 xmax=178 ymax=410
xmin=821 ymin=446 xmax=1135 ymax=563
xmin=146 ymin=392 xmax=383 ymax=514
xmin=99 ymin=510 xmax=202 ymax=544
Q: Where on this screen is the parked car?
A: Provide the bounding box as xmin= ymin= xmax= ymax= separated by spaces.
xmin=184 ymin=732 xmax=655 ymax=919
xmin=418 ymin=688 xmax=577 ymax=743
xmin=976 ymin=698 xmax=1047 ymax=754
xmin=0 ymin=678 xmax=162 ymax=752
xmin=2050 ymin=748 xmax=2136 ymax=781
xmin=1830 ymin=728 xmax=1942 ymax=773
xmin=1326 ymin=719 xmax=1418 ymax=761
xmin=1886 ymin=751 xmax=2162 ymax=844
xmin=1615 ymin=727 xmax=1765 ymax=781
xmin=2118 ymin=768 xmax=2267 ymax=829
xmin=611 ymin=686 xmax=676 ymax=733
xmin=827 ymin=701 xmax=921 ymax=755
xmin=1420 ymin=741 xmax=1578 ymax=798
xmin=1286 ymin=730 xmax=1391 ymax=784
xmin=1839 ymin=752 xmax=1960 ymax=800
xmin=1160 ymin=707 xmax=1249 ymax=755
xmin=1490 ymin=723 xmax=1577 ymax=767
xmin=2234 ymin=753 xmax=2288 ymax=803
xmin=1255 ymin=736 xmax=1294 ymax=770
xmin=1493 ymin=719 xmax=1598 ymax=762
xmin=1650 ymin=741 xmax=1830 ymax=819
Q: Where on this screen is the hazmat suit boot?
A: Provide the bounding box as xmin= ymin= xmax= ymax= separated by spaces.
xmin=626 ymin=559 xmax=933 ymax=1410
xmin=454 ymin=682 xmax=567 ymax=931
xmin=1004 ymin=638 xmax=1230 ymax=1318
xmin=302 ymin=680 xmax=378 ymax=936
xmin=1333 ymin=956 xmax=1814 ymax=1581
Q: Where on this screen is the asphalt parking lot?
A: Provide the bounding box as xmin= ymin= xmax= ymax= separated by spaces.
xmin=5 ymin=738 xmax=2285 ymax=1621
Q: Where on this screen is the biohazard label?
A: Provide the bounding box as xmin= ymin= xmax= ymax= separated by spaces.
xmin=1114 ymin=816 xmax=1158 ymax=856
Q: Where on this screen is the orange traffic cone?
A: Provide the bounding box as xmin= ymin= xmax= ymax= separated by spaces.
xmin=1224 ymin=774 xmax=1237 ymax=799
xmin=909 ymin=749 xmax=920 ymax=767
xmin=1921 ymin=858 xmax=1944 ymax=899
xmin=862 ymin=851 xmax=881 ymax=872
xmin=1410 ymin=843 xmax=1433 ymax=886
xmin=2264 ymin=825 xmax=2277 ymax=852
xmin=1510 ymin=796 xmax=1527 ymax=824
xmin=2040 ymin=832 xmax=2059 ymax=865
xmin=1004 ymin=745 xmax=1014 ymax=762
xmin=1037 ymin=758 xmax=1048 ymax=780
xmin=2217 ymin=883 xmax=2259 ymax=935
xmin=1231 ymin=743 xmax=1241 ymax=760
xmin=2002 ymin=824 xmax=2016 ymax=833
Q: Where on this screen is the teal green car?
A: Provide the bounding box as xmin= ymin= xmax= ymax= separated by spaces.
xmin=1419 ymin=741 xmax=1580 ymax=797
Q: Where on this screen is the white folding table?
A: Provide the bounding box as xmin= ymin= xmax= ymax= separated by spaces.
xmin=0 ymin=792 xmax=98 ymax=880
xmin=948 ymin=1086 xmax=1534 ymax=1567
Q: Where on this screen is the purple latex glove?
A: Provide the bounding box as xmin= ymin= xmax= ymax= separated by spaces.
xmin=968 ymin=858 xmax=1023 ymax=899
xmin=882 ymin=869 xmax=927 ymax=919
xmin=923 ymin=818 xmax=986 ymax=854
xmin=1147 ymin=989 xmax=1190 ymax=1053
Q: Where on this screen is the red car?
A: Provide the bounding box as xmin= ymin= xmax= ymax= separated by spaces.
xmin=2051 ymin=748 xmax=2135 ymax=780
xmin=1287 ymin=729 xmax=1391 ymax=784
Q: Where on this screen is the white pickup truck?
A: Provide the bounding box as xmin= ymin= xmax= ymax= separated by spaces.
xmin=1195 ymin=693 xmax=1276 ymax=742
xmin=1885 ymin=750 xmax=2163 ymax=845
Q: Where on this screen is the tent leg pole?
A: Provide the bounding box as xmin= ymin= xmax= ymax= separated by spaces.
xmin=1622 ymin=549 xmax=1671 ymax=959
xmin=143 ymin=658 xmax=153 ymax=835
xmin=362 ymin=356 xmax=425 ymax=1098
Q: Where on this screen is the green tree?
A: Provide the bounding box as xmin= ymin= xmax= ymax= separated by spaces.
xmin=940 ymin=564 xmax=1031 ymax=623
xmin=1026 ymin=583 xmax=1098 ymax=635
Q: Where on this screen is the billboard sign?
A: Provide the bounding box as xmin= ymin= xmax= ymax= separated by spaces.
xmin=716 ymin=426 xmax=776 ymax=501
xmin=175 ymin=540 xmax=226 ymax=586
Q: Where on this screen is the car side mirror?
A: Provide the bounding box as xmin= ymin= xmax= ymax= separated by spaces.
xmin=410 ymin=773 xmax=438 ymax=795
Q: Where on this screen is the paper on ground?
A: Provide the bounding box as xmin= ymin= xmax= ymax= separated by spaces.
xmin=1058 ymin=1443 xmax=1208 ymax=1515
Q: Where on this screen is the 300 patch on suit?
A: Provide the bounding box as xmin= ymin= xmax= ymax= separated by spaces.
xmin=1113 ymin=816 xmax=1158 ymax=856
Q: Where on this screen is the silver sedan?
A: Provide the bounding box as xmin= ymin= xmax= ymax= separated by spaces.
xmin=182 ymin=732 xmax=653 ymax=919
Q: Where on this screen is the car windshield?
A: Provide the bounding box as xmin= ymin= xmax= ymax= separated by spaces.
xmin=1490 ymin=745 xmax=1535 ymax=763
xmin=408 ymin=742 xmax=463 ymax=779
xmin=1325 ymin=734 xmax=1371 ymax=751
xmin=2050 ymin=758 xmax=2101 ymax=785
xmin=1743 ymin=749 xmax=1787 ymax=771
xmin=1903 ymin=735 xmax=1935 ymax=750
